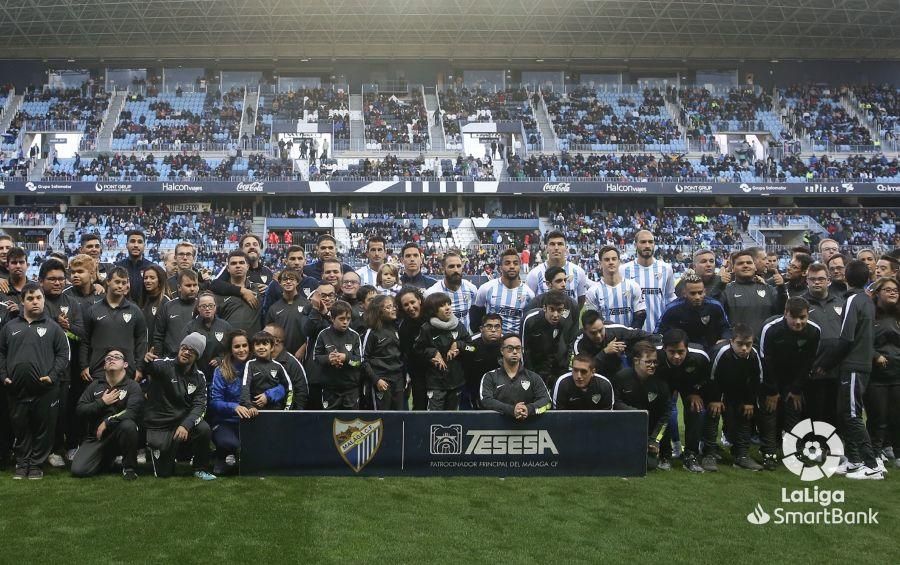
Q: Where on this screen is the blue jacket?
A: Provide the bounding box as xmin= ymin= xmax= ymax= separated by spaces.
xmin=117 ymin=256 xmax=155 ymax=304
xmin=656 ymin=298 xmax=731 ymax=352
xmin=210 ymin=361 xmax=245 ymax=425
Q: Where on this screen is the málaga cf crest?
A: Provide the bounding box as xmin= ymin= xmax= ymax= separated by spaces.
xmin=333 ymin=418 xmax=383 ymax=472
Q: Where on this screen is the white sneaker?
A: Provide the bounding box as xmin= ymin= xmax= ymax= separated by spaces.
xmin=720 ymin=433 xmax=732 ymax=448
xmin=834 ymin=461 xmax=861 ymax=475
xmin=113 ymin=456 xmax=123 ymax=466
xmin=225 ymin=454 xmax=236 ymax=466
xmin=65 ymin=448 xmax=77 ymax=462
xmin=875 ymin=458 xmax=888 ymax=474
xmin=846 ymin=466 xmax=885 ymax=480
xmin=48 ymin=453 xmax=65 ymax=468
xmin=136 ymin=450 xmax=147 ymax=465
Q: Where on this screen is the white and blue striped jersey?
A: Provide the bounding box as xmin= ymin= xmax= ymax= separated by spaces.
xmin=525 ymin=261 xmax=588 ymax=300
xmin=376 ymin=284 xmax=401 ymax=297
xmin=475 ymin=278 xmax=536 ymax=334
xmin=424 ymin=279 xmax=479 ymax=332
xmin=584 ymin=278 xmax=646 ymax=327
xmin=620 ymin=259 xmax=677 ymax=332
xmin=356 ymin=264 xmax=379 ymax=287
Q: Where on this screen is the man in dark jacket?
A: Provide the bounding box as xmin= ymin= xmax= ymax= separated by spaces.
xmin=721 ymin=249 xmax=779 ymax=339
xmin=479 ymin=334 xmax=551 ymax=419
xmin=573 ymin=309 xmax=654 ymax=378
xmin=460 ymin=314 xmax=503 ymax=409
xmin=71 ymin=348 xmax=143 ymax=479
xmin=657 ymin=274 xmax=731 ymax=351
xmin=520 ymin=290 xmax=574 ymax=389
xmin=552 ymin=354 xmax=615 ymax=410
xmin=116 ymin=230 xmax=155 ymax=304
xmin=0 ymin=283 xmax=70 ymax=479
xmin=674 ymin=249 xmax=725 ymax=301
xmin=152 ymin=270 xmax=199 ymax=359
xmin=183 ymin=292 xmax=233 ymax=382
xmin=801 ymin=263 xmax=844 ymax=427
xmin=144 ymin=333 xmax=214 ymax=480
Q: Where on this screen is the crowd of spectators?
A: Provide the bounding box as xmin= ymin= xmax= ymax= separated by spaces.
xmin=43 ymin=151 xmax=297 ymax=180
xmin=363 ymin=92 xmax=430 ymax=149
xmin=852 ymin=84 xmax=899 ymax=141
xmin=259 ymin=87 xmax=350 ymax=149
xmin=505 ymin=152 xmax=753 ymax=181
xmin=674 ymin=86 xmax=774 ymax=137
xmin=759 ymin=153 xmax=900 ymax=181
xmin=816 ymin=208 xmax=899 ymax=249
xmin=438 ymin=87 xmax=540 ymax=147
xmin=782 ymin=84 xmax=873 ymax=147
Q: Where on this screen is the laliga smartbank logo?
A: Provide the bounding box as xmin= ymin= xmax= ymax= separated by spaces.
xmin=746 ymin=419 xmax=878 ymax=526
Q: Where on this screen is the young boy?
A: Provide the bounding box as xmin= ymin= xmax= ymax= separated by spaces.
xmin=240 ymin=331 xmax=293 ymax=411
xmin=314 ymin=301 xmax=363 ymax=409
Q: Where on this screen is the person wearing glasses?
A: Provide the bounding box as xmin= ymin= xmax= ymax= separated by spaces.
xmin=800 ymin=263 xmax=844 ymax=428
xmin=479 ymin=334 xmax=551 ymax=420
xmin=460 ymin=314 xmax=503 ymax=409
xmin=818 ymin=239 xmax=840 ymax=265
xmin=866 ymin=277 xmax=899 ymax=466
xmin=71 ymin=348 xmax=143 ymax=480
xmin=826 ymin=254 xmax=849 ymax=294
xmin=301 ymin=282 xmax=338 ymax=410
xmin=182 ymin=292 xmax=234 ymax=382
xmin=264 ymin=269 xmax=308 ymax=358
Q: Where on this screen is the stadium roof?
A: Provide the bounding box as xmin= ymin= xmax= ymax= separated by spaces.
xmin=0 ymin=0 xmax=898 ymax=62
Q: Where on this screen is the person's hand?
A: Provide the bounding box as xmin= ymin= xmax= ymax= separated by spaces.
xmin=144 ymin=351 xmax=158 ymax=363
xmin=707 ymin=401 xmax=724 ymax=417
xmin=5 ymin=301 xmax=18 ymax=315
xmin=765 ymin=394 xmax=779 ymax=412
xmin=446 ymin=344 xmax=460 ymax=361
xmin=742 ymin=404 xmax=754 ymax=418
xmin=719 ymin=266 xmax=732 ymax=284
xmin=688 ymin=394 xmax=704 ymax=413
xmin=513 ymin=402 xmax=528 ymax=420
xmin=173 ymin=426 xmax=189 ymax=442
xmin=253 ymin=393 xmax=268 ymax=408
xmin=57 ymin=313 xmax=70 ymax=330
xmin=209 ymin=358 xmax=220 ymax=368
xmin=81 ymin=367 xmax=93 ymax=382
xmin=93 ymin=283 xmax=105 ymax=295
xmin=239 ymin=287 xmax=259 ymax=309
xmin=39 ymin=376 xmax=52 ymax=385
xmin=876 ymin=355 xmax=889 ymax=368
xmin=101 ymin=388 xmax=120 ymax=406
xmin=787 ymin=392 xmax=803 ymax=411
xmin=134 ymin=370 xmax=143 ymax=383
xmin=431 ymin=353 xmax=447 ymax=372
xmin=96 ymin=421 xmax=107 ymax=439
xmin=376 ymin=379 xmax=390 ymax=392
xmin=2 ymin=378 xmax=10 ymax=386
xmin=235 ymin=405 xmax=257 ymax=419
xmin=604 ymin=338 xmax=626 ymax=355
xmin=771 ymin=271 xmax=785 ymax=286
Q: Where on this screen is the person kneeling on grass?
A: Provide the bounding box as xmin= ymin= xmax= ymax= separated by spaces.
xmin=144 ymin=332 xmax=216 ymax=480
xmin=479 ymin=334 xmax=551 ymax=420
xmin=241 ymin=331 xmax=294 ymax=411
xmin=72 ymin=348 xmax=144 ymax=480
xmin=210 ymin=330 xmax=255 ymax=476
xmin=415 ymin=292 xmax=470 ymax=411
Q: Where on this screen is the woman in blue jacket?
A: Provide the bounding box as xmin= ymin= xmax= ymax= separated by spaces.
xmin=210 ymin=330 xmax=255 ymax=475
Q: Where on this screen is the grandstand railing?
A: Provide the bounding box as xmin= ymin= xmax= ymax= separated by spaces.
xmin=566 ymin=141 xmax=686 ymax=153
xmin=804 ymin=141 xmax=894 ymax=153
xmin=0 ymin=213 xmax=60 ymax=226
xmin=23 ymin=118 xmax=86 ymax=132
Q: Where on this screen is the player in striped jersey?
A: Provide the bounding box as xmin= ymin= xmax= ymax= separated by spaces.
xmin=355 ymin=236 xmax=386 ymax=287
xmin=471 ymin=248 xmax=535 ymax=335
xmin=585 ymin=245 xmax=646 ymax=329
xmin=621 ymin=230 xmax=677 ymax=332
xmin=525 ymin=231 xmax=588 ymax=307
xmin=424 ymin=251 xmax=478 ymax=332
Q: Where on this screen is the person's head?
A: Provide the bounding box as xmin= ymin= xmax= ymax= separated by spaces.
xmin=125 ymin=230 xmax=145 ymax=259
xmin=317 ymin=282 xmax=337 ymax=311
xmin=316 ymin=234 xmax=338 ymax=261
xmin=730 ymin=324 xmax=754 ymax=358
xmin=662 ymin=329 xmax=689 ymax=367
xmin=396 ymin=286 xmax=423 ymax=320
xmin=544 ymin=230 xmax=568 ymax=263
xmin=631 ymin=341 xmax=658 ymax=378
xmin=278 ymin=268 xmax=300 ymax=296
xmin=480 ymin=313 xmax=503 ymax=343
xmin=377 ymin=263 xmax=399 ymax=289
xmin=731 ymin=249 xmax=757 ymax=280
xmin=692 ymin=249 xmax=716 ymax=279
xmin=365 ymin=294 xmax=397 ymax=329
xmin=174 ymin=242 xmax=196 ymax=271
xmin=79 ymin=233 xmax=102 ymax=260
xmin=321 ymin=259 xmax=342 ymax=287
xmin=500 ymin=334 xmax=523 ymax=366
xmin=442 ymin=251 xmax=464 ymax=287
xmin=680 ymin=274 xmax=706 ymax=307
xmin=581 ymin=310 xmax=607 ymax=344
xmin=424 ymin=292 xmax=453 ymax=322
xmin=542 ymin=290 xmax=567 ymax=326
xmin=784 ymin=296 xmax=810 ymax=332
xmin=765 ymin=251 xmax=779 ymax=274
xmin=544 ymin=265 xmax=568 ymax=291
xmin=69 ymin=254 xmax=95 ymax=288
xmin=250 ymin=331 xmax=274 ymax=360
xmin=787 ymin=253 xmax=813 ymax=282
xmin=143 ymin=264 xmax=168 ymax=297
xmin=791 ymin=246 xmax=812 ymax=260
xmin=856 ymin=249 xmax=877 ymax=277
xmin=177 ymin=269 xmax=199 ymax=300
xmin=219 ymin=330 xmax=250 ymax=382
xmin=499 ymin=248 xmax=521 ymax=282
xmin=366 ymin=236 xmax=386 ymax=267
xmin=102 ymin=347 xmax=128 ymax=377
xmin=747 ymin=247 xmax=767 ymax=275
xmin=285 ymin=245 xmax=306 ymax=270
xmin=845 ymin=259 xmax=871 ymax=289
xmin=806 ymin=263 xmax=830 ymax=298
xmin=226 ymin=250 xmax=249 ymax=281
xmin=570 ymin=354 xmax=596 ymax=389
xmin=634 ymin=230 xmax=655 ymax=260
xmin=38 ymin=259 xmax=67 ymax=298
xmin=240 ymin=234 xmax=263 ymax=265
xmin=0 ymin=234 xmax=14 ymax=267
xmin=160 ymin=252 xmax=177 ymax=276
xmin=826 ymin=254 xmax=846 ymax=282
xmin=330 ymin=300 xmax=353 ymax=332
xmin=599 ymin=245 xmax=620 ymax=277
xmin=196 ymin=291 xmax=217 ymax=321
xmin=340 ymin=270 xmax=361 ymax=298
xmin=262 ymin=324 xmax=286 ymax=357
xmin=818 ymin=239 xmax=840 ymax=263
xmin=6 ymin=247 xmax=26 ymax=280
xmin=358 ymin=285 xmax=377 ymax=309
xmin=178 ymin=332 xmax=205 ymax=366
xmin=21 ymin=283 xmax=45 ymax=318
xmin=106 ymin=266 xmax=130 ymax=299
xmin=871 ymin=277 xmax=899 ymax=312
xmin=875 ymin=256 xmax=900 ymax=279
xmin=402 ymin=243 xmax=423 ymax=276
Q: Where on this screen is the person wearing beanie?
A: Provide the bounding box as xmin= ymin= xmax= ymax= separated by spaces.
xmin=143 ymin=332 xmax=215 ymax=480
xmin=413 ymin=292 xmax=471 ymax=411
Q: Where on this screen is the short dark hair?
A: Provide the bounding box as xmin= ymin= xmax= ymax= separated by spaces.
xmin=501 ymin=333 xmax=521 ymax=345
xmin=286 ymin=245 xmax=304 ymax=256
xmin=731 ymin=249 xmax=755 ymax=264
xmin=240 ymin=234 xmax=263 ymax=248
xmin=227 ymin=250 xmax=249 ymax=263
xmin=316 ymin=234 xmax=337 ymax=246
xmin=279 ymin=268 xmax=300 ymax=282
xmin=125 ymin=229 xmax=145 ymax=242
xmin=807 ymin=263 xmax=829 ymax=276
xmin=401 ymin=242 xmax=421 ymax=256
xmin=22 ymin=282 xmax=43 ymax=298
xmin=367 ymin=236 xmax=386 ymax=250
xmin=826 ymin=253 xmax=847 ymax=267
xmin=330 ymin=299 xmax=353 ymax=319
xmin=630 ymin=340 xmax=656 ymax=361
xmin=423 ymin=292 xmax=452 ymax=319
xmin=7 ymin=247 xmax=26 ymax=262
xmin=731 ymin=323 xmax=754 ymax=341
xmin=80 ymin=233 xmax=101 ymax=247
xmin=544 ymin=265 xmax=565 ymax=282
xmin=499 ymin=248 xmax=519 ymax=262
xmin=108 ymin=266 xmax=129 ymax=281
xmin=357 ymin=284 xmax=377 ymax=301
xmin=581 ymin=309 xmax=602 ymax=327
xmin=177 ymin=269 xmax=198 ymax=284
xmin=542 ymin=289 xmax=568 ymax=308
xmin=39 ymin=258 xmax=66 ymax=280
xmin=662 ymin=329 xmax=689 ymax=349
xmin=442 ymin=250 xmax=462 ymax=265
xmin=571 ymin=353 xmax=596 ymax=371
xmin=251 ymin=331 xmax=274 ymax=346
xmin=481 ymin=313 xmax=503 ymax=327
xmin=785 ymin=296 xmax=810 ymax=317
xmin=598 ymin=245 xmax=619 ymax=259
xmin=793 ymin=253 xmax=813 ymax=271
xmin=845 ymin=259 xmax=870 ymax=288
xmin=544 ymin=230 xmax=566 ymax=244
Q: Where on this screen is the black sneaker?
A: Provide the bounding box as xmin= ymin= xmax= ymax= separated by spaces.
xmin=682 ymin=454 xmax=705 ymax=473
xmin=762 ymin=454 xmax=778 ymax=471
xmin=734 ymin=456 xmax=763 ymax=471
xmin=12 ymin=466 xmax=27 ymax=480
xmin=122 ymin=468 xmax=138 ymax=481
xmin=701 ymin=454 xmax=719 ymax=472
xmin=27 ymin=467 xmax=43 ymax=480
xmin=657 ymin=457 xmax=672 ymax=471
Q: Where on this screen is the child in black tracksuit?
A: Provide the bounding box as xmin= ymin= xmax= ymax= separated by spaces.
xmin=706 ymin=324 xmax=764 ymax=470
xmin=241 ymin=331 xmax=293 ymax=410
xmin=314 ymin=301 xmax=363 ymax=409
xmin=414 ymin=293 xmax=470 ymax=411
xmin=362 ymin=295 xmax=405 ymax=410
